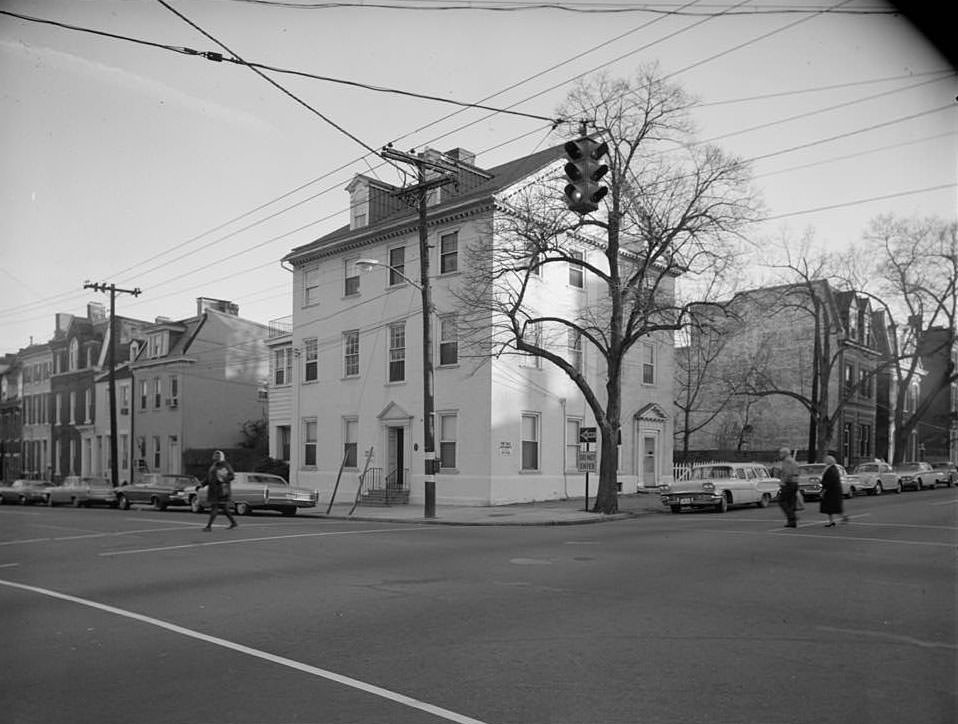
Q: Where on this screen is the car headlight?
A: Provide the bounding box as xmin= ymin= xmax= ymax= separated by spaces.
xmin=702 ymin=482 xmax=715 ymax=493
xmin=660 ymin=485 xmax=671 ymax=494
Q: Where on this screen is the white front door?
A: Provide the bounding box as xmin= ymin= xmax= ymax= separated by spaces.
xmin=637 ymin=428 xmax=660 ymax=489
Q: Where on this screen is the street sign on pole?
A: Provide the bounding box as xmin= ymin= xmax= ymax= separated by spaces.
xmin=579 ymin=427 xmax=597 ymax=444
xmin=578 ymin=450 xmax=596 ymax=472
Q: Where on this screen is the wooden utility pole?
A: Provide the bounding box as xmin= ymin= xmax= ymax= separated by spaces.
xmin=84 ymin=281 xmax=141 ymax=487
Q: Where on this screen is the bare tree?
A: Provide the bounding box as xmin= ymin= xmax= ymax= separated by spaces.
xmin=456 ymin=65 xmax=760 ymax=513
xmin=842 ymin=214 xmax=958 ymax=461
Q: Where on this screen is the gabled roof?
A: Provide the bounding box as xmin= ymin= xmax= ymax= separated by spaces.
xmin=283 ymin=143 xmax=566 ymax=265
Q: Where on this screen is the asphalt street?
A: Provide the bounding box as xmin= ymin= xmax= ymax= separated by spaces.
xmin=0 ymin=488 xmax=955 ymax=724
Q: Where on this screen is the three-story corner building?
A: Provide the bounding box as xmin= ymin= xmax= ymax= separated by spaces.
xmin=128 ymin=298 xmax=269 ymax=477
xmin=281 ymin=145 xmax=675 ymax=507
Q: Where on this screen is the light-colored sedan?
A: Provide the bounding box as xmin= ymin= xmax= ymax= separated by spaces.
xmin=660 ymin=462 xmax=781 ymax=514
xmin=191 ymin=472 xmax=318 ymax=516
xmin=797 ymin=464 xmax=854 ymax=501
xmin=893 ymin=461 xmax=935 ymax=491
xmin=849 ymin=461 xmax=898 ymax=495
xmin=45 ymin=476 xmax=117 ymax=507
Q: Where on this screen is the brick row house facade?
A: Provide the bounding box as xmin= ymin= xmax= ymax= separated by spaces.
xmin=677 ymin=280 xmax=899 ymax=467
xmin=3 ymin=298 xmax=269 ymax=484
xmin=0 ymin=354 xmax=21 ymax=482
xmin=277 ymin=145 xmax=676 ymax=506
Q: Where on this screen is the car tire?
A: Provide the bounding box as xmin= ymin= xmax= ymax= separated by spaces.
xmin=757 ymin=493 xmax=771 ymax=508
xmin=235 ymin=501 xmax=250 ymax=516
xmin=715 ymin=495 xmax=728 ymax=513
xmin=670 ymin=504 xmax=681 ymax=514
xmin=151 ymin=497 xmax=166 ymax=511
xmin=190 ymin=496 xmax=202 ymax=514
xmin=117 ymin=494 xmax=130 ymax=510
xmin=72 ymin=497 xmax=83 ymax=508
xmin=896 ymin=481 xmax=903 ymax=494
xmin=281 ymin=507 xmax=297 ymax=516
xmin=45 ymin=494 xmax=54 ymax=507
xmin=874 ymin=482 xmax=882 ymax=496
xmin=18 ymin=495 xmax=27 ymax=505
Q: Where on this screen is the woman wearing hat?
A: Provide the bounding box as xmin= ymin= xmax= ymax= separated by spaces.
xmin=203 ymin=450 xmax=237 ymax=531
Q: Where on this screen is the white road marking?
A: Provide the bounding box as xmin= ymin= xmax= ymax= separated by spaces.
xmin=100 ymin=526 xmax=432 ymax=556
xmin=0 ymin=526 xmax=219 ymax=546
xmin=816 ymin=625 xmax=957 ymax=650
xmin=0 ymin=578 xmax=490 ymax=724
xmin=0 ymin=563 xmax=19 ymax=568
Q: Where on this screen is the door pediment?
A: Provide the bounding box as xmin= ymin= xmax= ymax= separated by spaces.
xmin=377 ymin=401 xmax=414 ymax=422
xmin=634 ymin=402 xmax=668 ymax=422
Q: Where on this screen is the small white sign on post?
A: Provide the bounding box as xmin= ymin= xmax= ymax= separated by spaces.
xmin=578 ymin=450 xmax=597 ymax=472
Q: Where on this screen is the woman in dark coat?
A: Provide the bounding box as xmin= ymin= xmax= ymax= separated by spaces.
xmin=203 ymin=450 xmax=237 ymax=531
xmin=820 ymin=454 xmax=849 ymax=527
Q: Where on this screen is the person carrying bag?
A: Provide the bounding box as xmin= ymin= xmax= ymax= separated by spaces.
xmin=203 ymin=450 xmax=237 ymax=531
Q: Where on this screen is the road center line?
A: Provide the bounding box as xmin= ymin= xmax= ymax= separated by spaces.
xmin=0 ymin=578 xmax=489 ymax=724
xmin=100 ymin=526 xmax=433 ymax=556
xmin=816 ymin=625 xmax=957 ymax=650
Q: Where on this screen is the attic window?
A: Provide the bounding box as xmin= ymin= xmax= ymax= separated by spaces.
xmin=147 ymin=332 xmax=168 ymax=358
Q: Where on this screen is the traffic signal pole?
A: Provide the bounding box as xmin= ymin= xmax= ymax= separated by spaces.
xmin=84 ymin=282 xmax=141 ymax=487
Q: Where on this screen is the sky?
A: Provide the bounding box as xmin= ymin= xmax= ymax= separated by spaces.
xmin=1 ymin=0 xmax=955 ymax=352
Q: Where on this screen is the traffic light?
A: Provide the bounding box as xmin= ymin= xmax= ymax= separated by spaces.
xmin=563 ymin=137 xmax=609 ymax=214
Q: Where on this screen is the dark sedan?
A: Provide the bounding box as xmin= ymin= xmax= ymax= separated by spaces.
xmin=0 ymin=479 xmax=56 ymax=505
xmin=115 ymin=473 xmax=200 ymax=511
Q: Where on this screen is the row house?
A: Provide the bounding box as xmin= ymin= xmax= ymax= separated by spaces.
xmin=0 ymin=354 xmax=21 ymax=482
xmin=127 ymin=298 xmax=269 ymax=479
xmin=278 ymin=144 xmax=675 ymax=507
xmin=678 ymin=280 xmax=894 ymax=467
xmin=18 ymin=341 xmax=53 ymax=479
xmin=915 ymin=325 xmax=957 ymax=462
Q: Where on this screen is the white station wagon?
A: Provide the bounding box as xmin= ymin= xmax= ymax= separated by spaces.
xmin=661 ymin=462 xmax=781 ymax=514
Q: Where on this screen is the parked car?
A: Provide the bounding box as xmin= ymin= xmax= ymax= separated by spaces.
xmin=797 ymin=463 xmax=854 ymax=501
xmin=1 ymin=479 xmax=53 ymax=504
xmin=0 ymin=479 xmax=57 ymax=504
xmin=849 ymin=461 xmax=898 ymax=495
xmin=929 ymin=461 xmax=957 ymax=488
xmin=892 ymin=461 xmax=935 ymax=492
xmin=115 ymin=473 xmax=200 ymax=511
xmin=660 ymin=462 xmax=780 ymax=514
xmin=190 ymin=472 xmax=318 ymax=516
xmin=44 ymin=476 xmax=117 ymax=508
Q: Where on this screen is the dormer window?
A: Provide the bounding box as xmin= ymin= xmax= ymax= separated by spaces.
xmin=147 ymin=332 xmax=168 ymax=358
xmin=346 ymin=177 xmax=370 ymax=230
xmin=68 ymin=338 xmax=79 ymax=370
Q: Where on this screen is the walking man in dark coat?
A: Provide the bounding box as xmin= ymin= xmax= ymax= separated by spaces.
xmin=203 ymin=450 xmax=237 ymax=531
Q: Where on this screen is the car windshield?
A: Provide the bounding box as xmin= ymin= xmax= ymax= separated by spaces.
xmin=799 ymin=465 xmax=827 ymax=474
xmin=931 ymin=463 xmax=951 ymax=469
xmin=688 ymin=466 xmax=733 ymax=480
xmin=853 ymin=464 xmax=876 ymax=473
xmin=247 ymin=474 xmax=286 ymax=485
xmin=896 ymin=463 xmax=922 ymax=471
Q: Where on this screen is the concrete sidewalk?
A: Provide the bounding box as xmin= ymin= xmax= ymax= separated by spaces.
xmin=306 ymin=491 xmax=666 ymax=526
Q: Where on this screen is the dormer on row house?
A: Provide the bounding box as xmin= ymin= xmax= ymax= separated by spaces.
xmin=280 ymin=144 xmax=676 ymax=507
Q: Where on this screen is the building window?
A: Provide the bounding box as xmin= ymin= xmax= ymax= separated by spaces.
xmin=642 ymin=343 xmax=655 ymax=385
xmin=69 ymin=391 xmax=76 ymax=424
xmin=120 ymin=435 xmax=128 ymax=471
xmin=344 ymin=418 xmax=358 ymax=468
xmin=438 ymin=413 xmax=457 ymax=469
xmin=120 ymin=384 xmax=130 ymax=413
xmin=303 ymin=338 xmax=318 ymax=382
xmin=568 ymin=329 xmax=582 ymax=372
xmin=69 ymin=338 xmax=79 ymax=370
xmin=388 ymin=247 xmax=406 ymax=286
xmin=521 ymin=413 xmax=540 ymax=471
xmin=439 ymin=315 xmax=458 ymax=366
xmin=859 ymin=368 xmax=871 ymax=398
xmin=303 ymin=418 xmax=317 ymax=466
xmin=278 ymin=425 xmax=291 ymax=462
xmin=844 ymin=363 xmax=855 ymax=397
xmin=522 ymin=322 xmax=542 ymax=368
xmin=440 ymin=231 xmax=458 ymax=274
xmin=139 ymin=380 xmax=148 ymax=410
xmin=86 ymin=388 xmax=94 ymax=422
xmin=273 ymin=347 xmax=292 ymax=385
xmin=344 ymin=258 xmax=360 ymax=296
xmin=842 ymin=423 xmax=852 ymax=464
xmin=56 ymin=393 xmax=63 ymax=424
xmin=152 ymin=436 xmax=161 ymax=470
xmin=388 ymin=323 xmax=406 ymax=382
xmin=343 ymin=330 xmax=360 ymax=377
xmin=153 ymin=377 xmax=162 ymax=408
xmin=568 ymin=250 xmax=584 ymax=288
xmin=565 ymin=418 xmax=581 ymax=471
xmin=147 ymin=332 xmax=167 ymax=359
xmin=303 ymin=267 xmax=320 ymax=306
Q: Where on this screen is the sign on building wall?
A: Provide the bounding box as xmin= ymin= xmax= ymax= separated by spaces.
xmin=498 ymin=441 xmax=512 ymax=456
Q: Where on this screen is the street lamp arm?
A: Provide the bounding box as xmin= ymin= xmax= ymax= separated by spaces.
xmin=355 ymin=258 xmax=424 ymax=291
